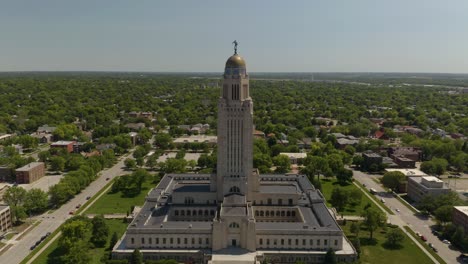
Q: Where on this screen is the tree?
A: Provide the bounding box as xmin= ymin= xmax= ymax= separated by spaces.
xmin=434 ymin=205 xmax=453 ymax=225
xmin=272 ymin=154 xmax=290 ymax=173
xmin=3 ymin=186 xmax=27 ymax=223
xmin=159 ymin=158 xmax=187 ymax=173
xmin=348 ymin=189 xmax=362 ymax=206
xmin=130 ymin=249 xmax=143 ymax=264
xmin=124 ymin=158 xmax=137 ymax=170
xmin=302 ymin=155 xmax=331 ymax=181
xmin=109 ymin=232 xmax=119 ymax=250
xmin=58 ymin=219 xmax=92 ymax=264
xmin=50 ymin=156 xmax=66 ymax=172
xmin=420 ymin=158 xmax=448 ymax=175
xmin=330 ymin=187 xmax=348 ymax=213
xmin=361 ymin=207 xmax=387 ymax=239
xmin=350 ymin=221 xmax=360 ymax=237
xmin=323 ymin=248 xmax=337 ymax=264
xmin=385 ymin=228 xmax=405 ymax=248
xmin=91 ymin=215 xmax=110 ymax=247
xmin=24 ymin=188 xmax=48 ymax=215
xmin=381 ymin=171 xmax=406 ymax=192
xmin=154 ymin=133 xmax=173 ymax=149
xmin=336 ymin=168 xmax=353 ymax=184
xmin=38 ymin=151 xmax=51 ymax=162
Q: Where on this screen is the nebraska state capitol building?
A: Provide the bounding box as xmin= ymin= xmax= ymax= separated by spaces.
xmin=112 ymin=48 xmax=357 ymax=264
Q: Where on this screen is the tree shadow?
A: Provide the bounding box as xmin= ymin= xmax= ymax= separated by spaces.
xmin=359 ymin=237 xmax=378 ymax=246
xmin=382 ymin=242 xmax=404 ymax=250
xmin=46 ymin=246 xmax=66 ymax=264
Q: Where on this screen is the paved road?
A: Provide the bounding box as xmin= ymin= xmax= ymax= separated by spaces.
xmin=0 ymin=152 xmax=132 ymax=264
xmin=352 ymin=169 xmax=461 ymax=264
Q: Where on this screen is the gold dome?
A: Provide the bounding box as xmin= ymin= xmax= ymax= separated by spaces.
xmin=225 ymin=54 xmax=246 ymax=68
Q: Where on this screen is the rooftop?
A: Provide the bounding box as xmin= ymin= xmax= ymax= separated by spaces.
xmin=16 ymin=162 xmax=44 ymax=171
xmin=454 ymin=206 xmax=468 ymax=217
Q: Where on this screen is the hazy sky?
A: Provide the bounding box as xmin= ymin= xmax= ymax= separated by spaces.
xmin=1 ymin=0 xmax=467 ymax=72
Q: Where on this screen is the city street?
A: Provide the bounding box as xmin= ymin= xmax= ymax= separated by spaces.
xmin=352 ymin=169 xmax=462 ymax=263
xmin=0 ymin=152 xmax=132 ymax=264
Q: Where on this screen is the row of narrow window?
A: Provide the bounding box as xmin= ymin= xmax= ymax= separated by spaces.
xmin=131 ymin=237 xmax=210 ymax=246
xmin=253 ymin=198 xmax=293 ymax=206
xmin=255 ymin=210 xmax=296 ymax=217
xmin=174 ymin=209 xmax=215 ymax=217
xmin=258 ymin=238 xmax=338 ymax=247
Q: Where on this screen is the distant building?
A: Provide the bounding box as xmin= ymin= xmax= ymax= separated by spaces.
xmin=0 ymin=205 xmax=12 ymax=233
xmin=297 ymin=137 xmax=313 ymax=149
xmin=362 ymin=152 xmax=383 ymax=171
xmin=407 ymin=176 xmax=450 ymax=203
xmin=388 ymin=147 xmax=422 ymax=162
xmin=129 ymin=111 xmax=153 ymax=120
xmin=280 ymin=152 xmax=307 ymax=164
xmin=96 ymin=143 xmax=117 ymax=152
xmin=0 ymin=134 xmax=14 ymax=142
xmin=253 ymin=130 xmax=265 ymax=139
xmin=393 ymin=156 xmax=416 ymax=168
xmin=51 ymin=141 xmax=76 ymax=153
xmin=15 ymin=162 xmax=46 ymax=184
xmin=453 ymin=206 xmax=468 ymax=234
xmin=125 ymin=123 xmax=146 ymax=131
xmin=36 ymin=124 xmax=57 ymax=134
xmin=0 ymin=167 xmax=13 ymax=182
xmin=173 ymin=135 xmax=217 ymax=147
xmin=31 ymin=133 xmax=53 ymax=143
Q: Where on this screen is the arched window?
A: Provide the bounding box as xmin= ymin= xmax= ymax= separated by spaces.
xmin=229 ymin=222 xmax=240 ymax=228
xmin=281 ymin=211 xmax=285 ymax=217
xmin=174 ymin=210 xmax=179 ymax=216
xmin=266 ymin=211 xmax=270 ymax=217
xmin=260 ymin=211 xmax=264 ymax=216
xmin=229 ymin=186 xmax=240 ymax=193
xmin=287 ymin=211 xmax=291 ymax=217
xmin=276 ymin=211 xmax=280 ymax=217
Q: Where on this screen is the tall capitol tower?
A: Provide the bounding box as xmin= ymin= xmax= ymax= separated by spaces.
xmin=213 ymin=43 xmax=258 ymax=202
xmin=114 ymin=42 xmax=357 ymax=263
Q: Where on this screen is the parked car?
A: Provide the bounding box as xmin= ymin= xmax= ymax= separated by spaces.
xmin=69 ymin=211 xmax=74 ymax=215
xmin=86 ymin=196 xmax=91 ymax=200
xmin=75 ymin=204 xmax=81 ymax=209
xmin=380 ymin=198 xmax=385 ymax=203
xmin=30 ymin=245 xmax=36 ymax=250
xmin=395 ymin=208 xmax=400 ymax=212
xmin=106 ymin=177 xmax=110 ymax=181
xmin=442 ymin=239 xmax=451 ymax=244
xmin=421 ymin=235 xmax=427 ymax=241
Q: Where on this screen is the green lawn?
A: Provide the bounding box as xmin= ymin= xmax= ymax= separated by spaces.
xmin=342 ymin=221 xmax=435 ymax=264
xmin=320 ymin=178 xmax=375 ymax=216
xmin=85 ymin=176 xmax=158 ymax=215
xmin=32 ymin=219 xmax=129 ymax=264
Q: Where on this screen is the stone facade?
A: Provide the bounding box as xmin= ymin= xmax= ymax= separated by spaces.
xmin=112 ymin=52 xmax=357 ymax=264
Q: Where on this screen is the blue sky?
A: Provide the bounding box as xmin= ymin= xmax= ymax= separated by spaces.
xmin=1 ymin=0 xmax=467 ymax=72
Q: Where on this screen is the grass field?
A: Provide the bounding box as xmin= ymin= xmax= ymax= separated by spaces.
xmin=320 ymin=178 xmax=376 ymax=216
xmin=32 ymin=219 xmax=129 ymax=264
xmin=85 ymin=176 xmax=159 ymax=214
xmin=342 ymin=221 xmax=435 ymax=264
